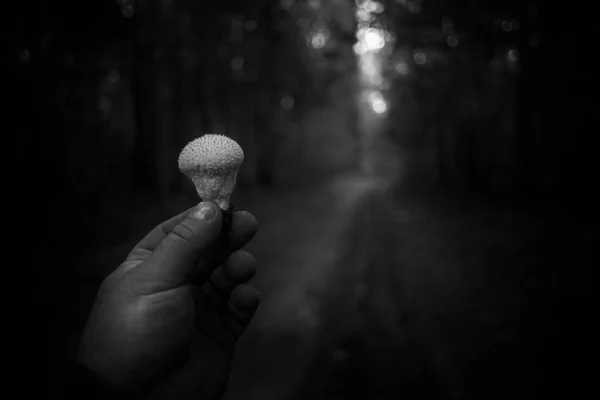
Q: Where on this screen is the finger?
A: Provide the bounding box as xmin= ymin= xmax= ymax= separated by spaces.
xmin=224 ymin=284 xmax=260 ymax=339
xmin=190 ymin=211 xmax=258 ymax=285
xmin=192 ymin=286 xmax=237 ymax=357
xmin=129 ymin=202 xmax=222 ymax=290
xmin=125 ymin=207 xmax=194 ymax=262
xmin=213 ymin=250 xmax=257 ymax=292
xmin=228 ymin=211 xmax=258 ymax=250
xmin=197 ymin=250 xmax=257 ymax=307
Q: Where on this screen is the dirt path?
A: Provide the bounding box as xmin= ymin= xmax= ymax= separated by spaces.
xmin=223 ymin=172 xmax=378 ymax=400
xmin=291 ymin=176 xmax=594 ymax=400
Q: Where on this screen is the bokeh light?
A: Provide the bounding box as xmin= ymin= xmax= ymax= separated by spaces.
xmin=447 ymin=36 xmax=459 ymax=48
xmin=413 ymin=51 xmax=427 ymax=65
xmin=281 ymin=95 xmax=295 ymax=110
xmin=308 ymin=0 xmax=321 ymax=9
xmin=280 ymin=0 xmax=293 ymax=10
xmin=368 ymin=90 xmax=388 ymax=114
xmin=354 ymin=0 xmax=392 ymax=118
xmin=395 ymin=60 xmax=409 ymax=76
xmin=231 ymin=56 xmax=244 ymax=71
xmin=501 ymin=20 xmax=513 ymax=32
xmin=244 ymin=20 xmax=257 ymax=32
xmin=308 ymin=30 xmax=328 ymax=49
xmin=356 ymin=27 xmax=386 ymax=53
xmin=507 ymin=48 xmax=519 ymax=63
xmin=356 ymin=9 xmax=374 ymax=22
xmin=408 ymin=3 xmax=421 ymax=13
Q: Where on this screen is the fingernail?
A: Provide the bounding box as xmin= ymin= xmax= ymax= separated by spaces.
xmin=192 ymin=202 xmax=216 ymax=221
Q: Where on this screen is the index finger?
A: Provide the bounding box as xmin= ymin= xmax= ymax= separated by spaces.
xmin=125 ymin=206 xmax=195 ymax=261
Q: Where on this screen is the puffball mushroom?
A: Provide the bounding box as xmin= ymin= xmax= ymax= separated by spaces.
xmin=178 ymin=134 xmax=244 ymax=211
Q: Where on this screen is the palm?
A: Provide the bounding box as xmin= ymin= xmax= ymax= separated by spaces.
xmin=140 ymin=256 xmax=256 ymax=400
xmin=143 ymin=284 xmax=240 ymax=400
xmin=78 ymin=206 xmax=259 ymax=400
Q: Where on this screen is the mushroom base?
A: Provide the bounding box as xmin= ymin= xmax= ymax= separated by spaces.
xmin=217 ymin=203 xmax=236 ymax=247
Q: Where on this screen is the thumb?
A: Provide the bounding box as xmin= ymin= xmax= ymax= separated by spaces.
xmin=132 ymin=201 xmax=223 ymax=289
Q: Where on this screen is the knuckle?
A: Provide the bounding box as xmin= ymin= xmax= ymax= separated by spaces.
xmin=170 ymin=220 xmax=199 ymax=244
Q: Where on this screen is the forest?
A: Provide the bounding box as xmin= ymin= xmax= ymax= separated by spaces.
xmin=10 ymin=0 xmax=595 ymax=398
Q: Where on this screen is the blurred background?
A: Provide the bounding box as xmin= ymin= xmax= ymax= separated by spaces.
xmin=12 ymin=0 xmax=595 ymax=398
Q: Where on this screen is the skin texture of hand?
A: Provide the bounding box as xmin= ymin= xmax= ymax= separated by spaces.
xmin=77 ymin=201 xmax=260 ymax=399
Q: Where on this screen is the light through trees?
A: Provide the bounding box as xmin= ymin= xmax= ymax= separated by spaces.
xmin=353 ymin=0 xmax=391 ymax=115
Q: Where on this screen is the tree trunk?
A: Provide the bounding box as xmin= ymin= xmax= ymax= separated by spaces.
xmin=131 ymin=5 xmax=159 ymax=195
xmin=130 ymin=0 xmax=178 ymax=211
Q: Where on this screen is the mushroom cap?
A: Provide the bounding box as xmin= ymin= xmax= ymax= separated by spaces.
xmin=178 ymin=134 xmax=244 ymax=175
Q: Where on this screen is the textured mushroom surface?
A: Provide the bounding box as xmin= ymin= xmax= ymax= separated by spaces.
xmin=178 ymin=134 xmax=244 ymax=210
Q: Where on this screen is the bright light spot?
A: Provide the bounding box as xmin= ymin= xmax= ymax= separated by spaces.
xmin=280 ymin=0 xmax=293 ymax=9
xmin=373 ymin=2 xmax=385 ymax=13
xmin=244 ymin=20 xmax=257 ymax=31
xmin=353 ymin=42 xmax=368 ymax=55
xmin=447 ymin=36 xmax=459 ymax=47
xmin=369 ymin=74 xmax=383 ymax=86
xmin=507 ymin=48 xmax=519 ymax=63
xmin=357 ymin=27 xmax=387 ymax=52
xmin=231 ymin=56 xmax=244 ymax=70
xmin=308 ymin=0 xmax=321 ymax=9
xmin=281 ymin=95 xmax=294 ymax=110
xmin=310 ymin=31 xmax=326 ymax=48
xmin=414 ymin=52 xmax=427 ymax=65
xmin=395 ymin=61 xmax=409 ymax=75
xmin=356 ymin=0 xmax=368 ymax=8
xmin=19 ymin=49 xmax=30 ymax=63
xmin=356 ymin=9 xmax=373 ymax=22
xmin=368 ymin=91 xmax=388 ymax=114
xmin=365 ymin=1 xmax=377 ymax=12
xmin=359 ymin=53 xmax=379 ymax=77
xmin=364 ymin=28 xmax=385 ymax=51
xmin=501 ymin=20 xmax=513 ymax=32
xmin=356 ymin=26 xmax=368 ymax=40
xmin=372 ymin=100 xmax=387 ymax=114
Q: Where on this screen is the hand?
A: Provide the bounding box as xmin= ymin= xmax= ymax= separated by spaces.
xmin=77 ymin=201 xmax=260 ymax=399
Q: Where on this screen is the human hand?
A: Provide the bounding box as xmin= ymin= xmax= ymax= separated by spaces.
xmin=77 ymin=201 xmax=259 ymax=399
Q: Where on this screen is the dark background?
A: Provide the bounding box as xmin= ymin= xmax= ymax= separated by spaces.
xmin=9 ymin=0 xmax=596 ymax=398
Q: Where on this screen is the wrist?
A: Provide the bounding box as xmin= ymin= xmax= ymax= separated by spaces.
xmin=76 ymin=350 xmax=145 ymax=397
xmin=63 ymin=357 xmax=136 ymax=400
